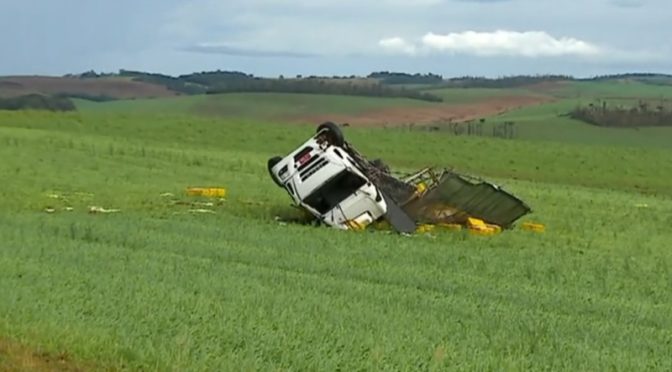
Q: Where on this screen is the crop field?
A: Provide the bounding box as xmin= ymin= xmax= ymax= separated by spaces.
xmin=491 ymin=99 xmax=672 ymax=148
xmin=462 ymin=81 xmax=672 ymax=148
xmin=76 ymin=92 xmax=434 ymax=119
xmin=2 ymin=87 xmax=672 ymax=370
xmin=548 ymin=81 xmax=672 ymax=100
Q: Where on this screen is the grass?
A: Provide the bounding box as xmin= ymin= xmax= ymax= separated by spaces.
xmin=543 ymin=80 xmax=672 ymax=100
xmin=488 ymin=99 xmax=672 ymax=148
xmin=1 ymin=106 xmax=672 ymax=370
xmin=420 ymin=87 xmax=534 ymax=103
xmin=76 ymin=92 xmax=434 ymax=120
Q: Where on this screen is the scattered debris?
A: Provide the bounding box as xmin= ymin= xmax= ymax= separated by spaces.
xmin=44 ymin=207 xmax=56 ymax=214
xmin=521 ymin=222 xmax=546 ymax=233
xmin=186 ymin=187 xmax=226 ymax=198
xmin=194 ymin=202 xmax=214 ymax=207
xmin=88 ymin=206 xmax=120 ymax=214
xmin=466 ymin=217 xmax=502 ymax=236
xmin=189 ymin=209 xmax=216 ymax=214
xmin=160 ymin=192 xmax=175 ymax=197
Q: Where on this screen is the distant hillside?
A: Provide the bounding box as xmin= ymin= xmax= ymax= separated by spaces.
xmin=120 ymin=70 xmax=444 ymax=102
xmin=0 ymin=75 xmax=180 ymax=100
xmin=579 ymin=73 xmax=672 ymax=86
xmin=2 ymin=70 xmax=671 ymax=103
xmin=367 ymin=71 xmax=444 ymax=85
xmin=0 ymin=93 xmax=76 ymax=112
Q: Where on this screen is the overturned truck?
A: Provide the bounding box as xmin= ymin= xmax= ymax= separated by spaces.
xmin=267 ymin=122 xmax=532 ymax=234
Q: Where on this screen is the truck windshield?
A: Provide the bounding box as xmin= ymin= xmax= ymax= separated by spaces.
xmin=303 ymin=170 xmax=367 ymax=214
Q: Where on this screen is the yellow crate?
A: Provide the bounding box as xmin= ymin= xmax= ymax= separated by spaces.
xmin=467 ymin=217 xmax=501 ymax=235
xmin=415 ymin=224 xmax=436 ymax=234
xmin=521 ymin=222 xmax=545 ymax=233
xmin=186 ymin=187 xmax=227 ymax=198
xmin=437 ymin=223 xmax=463 ymax=231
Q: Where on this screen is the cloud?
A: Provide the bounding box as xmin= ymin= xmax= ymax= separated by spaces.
xmin=180 ymin=43 xmax=318 ymax=58
xmin=379 ymin=37 xmax=417 ymax=55
xmin=380 ymin=30 xmax=604 ymax=58
xmin=421 ymin=31 xmax=603 ymax=57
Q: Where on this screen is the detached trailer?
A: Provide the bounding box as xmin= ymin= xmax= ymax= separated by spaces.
xmin=267 ymin=122 xmax=531 ymax=234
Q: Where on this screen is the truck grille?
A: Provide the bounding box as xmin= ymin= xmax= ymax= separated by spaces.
xmin=300 ymin=156 xmax=328 ymax=181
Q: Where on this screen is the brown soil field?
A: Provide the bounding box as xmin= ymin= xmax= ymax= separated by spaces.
xmin=0 ymin=76 xmax=179 ymax=99
xmin=293 ymin=94 xmax=555 ymax=127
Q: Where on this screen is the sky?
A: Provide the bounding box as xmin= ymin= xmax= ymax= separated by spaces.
xmin=1 ymin=0 xmax=670 ymax=78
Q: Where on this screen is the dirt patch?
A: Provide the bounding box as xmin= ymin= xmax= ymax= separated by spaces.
xmin=292 ymin=94 xmax=555 ymax=127
xmin=0 ymin=76 xmax=179 ymax=99
xmin=0 ymin=338 xmax=103 ymax=372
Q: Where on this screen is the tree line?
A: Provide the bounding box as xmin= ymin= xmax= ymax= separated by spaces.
xmin=116 ymin=69 xmax=443 ymax=102
xmin=436 ymin=75 xmax=572 ymax=89
xmin=570 ymin=100 xmax=672 ymax=128
xmin=206 ymin=78 xmax=443 ymax=102
xmin=367 ymin=72 xmax=444 ymax=85
xmin=0 ymin=94 xmax=76 ymax=112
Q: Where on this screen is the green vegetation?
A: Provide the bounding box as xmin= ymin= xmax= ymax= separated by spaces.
xmin=368 ymin=71 xmax=444 ymax=85
xmin=476 ymin=99 xmax=672 ymax=149
xmin=443 ymin=75 xmax=572 ymax=88
xmin=542 ymin=80 xmax=672 ymax=100
xmin=74 ymin=92 xmax=434 ymax=119
xmin=206 ymin=78 xmax=443 ymax=102
xmin=570 ymin=100 xmax=672 ymax=128
xmin=0 ymin=94 xmax=76 ymax=111
xmin=462 ymin=81 xmax=672 ymax=148
xmin=2 ymin=99 xmax=672 ymax=370
xmin=422 ymin=86 xmax=533 ymax=103
xmin=114 ymin=69 xmax=443 ymax=102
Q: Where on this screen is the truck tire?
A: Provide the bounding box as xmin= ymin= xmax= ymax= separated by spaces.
xmin=267 ymin=156 xmax=283 ymax=187
xmin=317 ymin=122 xmax=344 ymax=147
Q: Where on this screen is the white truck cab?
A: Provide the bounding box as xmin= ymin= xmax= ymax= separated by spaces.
xmin=268 ymin=122 xmax=388 ymax=230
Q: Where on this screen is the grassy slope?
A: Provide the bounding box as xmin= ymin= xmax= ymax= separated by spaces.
xmin=416 ymin=87 xmax=533 ymax=103
xmin=0 ymin=76 xmax=178 ymax=99
xmin=478 ymin=81 xmax=672 ymax=148
xmin=551 ymin=80 xmax=672 ymax=99
xmin=76 ymin=80 xmax=672 ymax=150
xmin=1 ymin=106 xmax=672 ymax=370
xmin=76 ymin=92 xmax=434 ymax=119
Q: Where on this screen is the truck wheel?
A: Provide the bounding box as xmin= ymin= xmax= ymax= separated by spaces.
xmin=267 ymin=156 xmax=283 ymax=187
xmin=317 ymin=121 xmax=344 ymax=147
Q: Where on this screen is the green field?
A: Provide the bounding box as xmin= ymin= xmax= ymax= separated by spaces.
xmin=76 ymin=92 xmax=434 ymax=120
xmin=464 ymin=81 xmax=672 ymax=148
xmin=2 ymin=84 xmax=672 ymax=370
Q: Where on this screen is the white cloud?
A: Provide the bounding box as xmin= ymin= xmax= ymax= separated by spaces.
xmin=379 ymin=37 xmax=417 ymax=55
xmin=378 ymin=30 xmax=607 ymax=58
xmin=419 ymin=30 xmax=603 ymax=57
